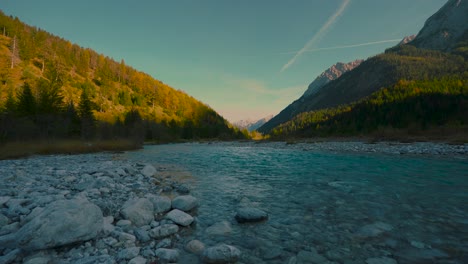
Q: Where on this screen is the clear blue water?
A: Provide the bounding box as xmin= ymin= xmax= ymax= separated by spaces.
xmin=126 ymin=142 xmax=468 ymax=263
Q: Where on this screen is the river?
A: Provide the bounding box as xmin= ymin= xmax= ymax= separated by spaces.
xmin=126 ymin=142 xmax=468 ymax=263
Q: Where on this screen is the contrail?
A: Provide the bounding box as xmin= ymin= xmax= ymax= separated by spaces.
xmin=280 ymin=0 xmax=351 ymax=73
xmin=280 ymin=39 xmax=402 ymax=55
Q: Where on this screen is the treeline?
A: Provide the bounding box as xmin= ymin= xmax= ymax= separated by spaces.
xmin=0 ymin=11 xmax=247 ymax=144
xmin=0 ymin=80 xmax=247 ymax=144
xmin=270 ymin=78 xmax=467 ymax=139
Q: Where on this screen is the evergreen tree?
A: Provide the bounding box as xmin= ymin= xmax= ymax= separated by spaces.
xmin=78 ymin=89 xmax=95 ymax=139
xmin=17 ymin=82 xmax=36 ymax=117
xmin=37 ymin=79 xmax=64 ymax=114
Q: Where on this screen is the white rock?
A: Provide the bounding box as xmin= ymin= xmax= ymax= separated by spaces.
xmin=141 ymin=164 xmax=157 ymax=177
xmin=121 ymin=198 xmax=154 ymax=227
xmin=155 ymin=248 xmax=179 ymax=262
xmin=202 ymin=244 xmax=241 ymax=264
xmin=356 ymin=222 xmax=393 ymax=238
xmin=0 ymin=198 xmax=103 ymax=251
xmin=166 ymin=209 xmax=194 ymax=226
xmin=102 ymin=216 xmax=115 ymax=235
xmin=172 ymin=195 xmax=198 ymax=211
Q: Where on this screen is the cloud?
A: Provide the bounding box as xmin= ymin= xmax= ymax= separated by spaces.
xmin=280 ymin=0 xmax=351 ymax=72
xmin=280 ymin=39 xmax=402 ymax=55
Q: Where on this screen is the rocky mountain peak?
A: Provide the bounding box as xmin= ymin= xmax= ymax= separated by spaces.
xmin=399 ymin=35 xmax=417 ymax=45
xmin=411 ymin=0 xmax=468 ymax=51
xmin=303 ymin=59 xmax=363 ymax=98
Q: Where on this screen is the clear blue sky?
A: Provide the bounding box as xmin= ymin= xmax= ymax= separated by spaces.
xmin=1 ymin=0 xmax=446 ymax=122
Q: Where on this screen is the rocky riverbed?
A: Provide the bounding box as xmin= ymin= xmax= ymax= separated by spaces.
xmin=0 ymin=152 xmax=256 ymax=263
xmin=0 ymin=141 xmax=467 ymax=263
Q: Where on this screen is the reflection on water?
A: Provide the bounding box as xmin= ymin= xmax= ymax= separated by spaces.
xmin=127 ymin=142 xmax=468 ymax=263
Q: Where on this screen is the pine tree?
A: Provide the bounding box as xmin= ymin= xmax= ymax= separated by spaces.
xmin=17 ymin=82 xmax=36 ymax=117
xmin=78 ymin=89 xmax=95 ymax=139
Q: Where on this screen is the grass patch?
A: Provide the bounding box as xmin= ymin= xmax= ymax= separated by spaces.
xmin=0 ymin=139 xmax=142 ymax=160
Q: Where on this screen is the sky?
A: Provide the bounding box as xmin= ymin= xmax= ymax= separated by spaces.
xmin=1 ymin=0 xmax=447 ymax=122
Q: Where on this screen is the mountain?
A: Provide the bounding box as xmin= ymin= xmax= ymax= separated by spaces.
xmin=0 ymin=11 xmax=245 ymax=142
xmin=411 ymin=0 xmax=468 ymax=51
xmin=259 ymin=0 xmax=468 ymax=138
xmin=399 ymin=35 xmax=416 ymax=45
xmin=234 ymin=115 xmax=273 ymax=132
xmin=303 ymin=60 xmax=363 ymax=97
xmin=259 ymin=60 xmax=363 ymax=133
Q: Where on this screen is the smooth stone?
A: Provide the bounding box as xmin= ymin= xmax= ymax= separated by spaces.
xmin=235 ymin=207 xmax=268 ymax=223
xmin=205 ymin=221 xmax=232 ymax=236
xmin=0 ymin=198 xmax=103 ymax=251
xmin=171 ymin=195 xmax=198 ymax=211
xmin=186 ymin=239 xmax=205 ymax=255
xmin=117 ymin=247 xmax=140 ymax=260
xmin=128 ymin=256 xmax=146 ymax=264
xmin=121 ymin=198 xmax=154 ymax=227
xmin=118 ymin=232 xmax=136 ymax=243
xmin=0 ymin=196 xmax=11 ymax=207
xmin=102 ymin=216 xmax=115 ymax=235
xmin=366 ymin=257 xmax=398 ymax=264
xmin=23 ymin=256 xmax=52 ymax=264
xmin=156 ymin=248 xmax=179 ymax=262
xmin=149 ymin=224 xmax=179 ymax=239
xmin=202 ymin=244 xmax=241 ymax=264
xmin=141 ymin=164 xmax=157 ymax=177
xmin=147 ymin=195 xmax=171 ymax=213
xmin=166 ymin=209 xmax=194 ymax=226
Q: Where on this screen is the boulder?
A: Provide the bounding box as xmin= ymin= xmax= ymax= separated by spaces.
xmin=141 ymin=164 xmax=157 ymax=177
xmin=149 ymin=224 xmax=179 ymax=239
xmin=172 ymin=195 xmax=198 ymax=211
xmin=186 ymin=240 xmax=205 ymax=255
xmin=0 ymin=198 xmax=103 ymax=251
xmin=117 ymin=247 xmax=140 ymax=260
xmin=128 ymin=256 xmax=147 ymax=264
xmin=205 ymin=221 xmax=232 ymax=236
xmin=155 ymin=248 xmax=179 ymax=262
xmin=121 ymin=198 xmax=154 ymax=227
xmin=202 ymin=244 xmax=241 ymax=264
xmin=147 ymin=195 xmax=171 ymax=213
xmin=235 ymin=208 xmax=268 ymax=223
xmin=166 ymin=209 xmax=194 ymax=226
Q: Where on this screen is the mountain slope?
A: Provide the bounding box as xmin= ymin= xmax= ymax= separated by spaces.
xmin=411 ymin=0 xmax=468 ymax=51
xmin=259 ymin=0 xmax=468 ymax=135
xmin=0 ymin=11 xmax=244 ymax=141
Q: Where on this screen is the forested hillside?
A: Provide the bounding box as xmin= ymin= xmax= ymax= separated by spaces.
xmin=0 ymin=11 xmax=245 ymax=144
xmin=270 ymin=78 xmax=467 ymax=140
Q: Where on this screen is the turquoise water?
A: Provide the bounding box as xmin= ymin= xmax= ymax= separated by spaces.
xmin=127 ymin=142 xmax=468 ymax=263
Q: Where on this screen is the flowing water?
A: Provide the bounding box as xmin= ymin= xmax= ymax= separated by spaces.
xmin=126 ymin=142 xmax=468 ymax=263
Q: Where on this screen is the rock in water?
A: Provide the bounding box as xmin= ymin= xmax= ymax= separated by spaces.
xmin=141 ymin=164 xmax=157 ymax=177
xmin=0 ymin=198 xmax=103 ymax=251
xmin=121 ymin=198 xmax=154 ymax=227
xmin=171 ymin=195 xmax=198 ymax=211
xmin=202 ymin=244 xmax=241 ymax=264
xmin=205 ymin=221 xmax=232 ymax=236
xmin=186 ymin=240 xmax=205 ymax=255
xmin=166 ymin=209 xmax=194 ymax=226
xmin=235 ymin=208 xmax=268 ymax=223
